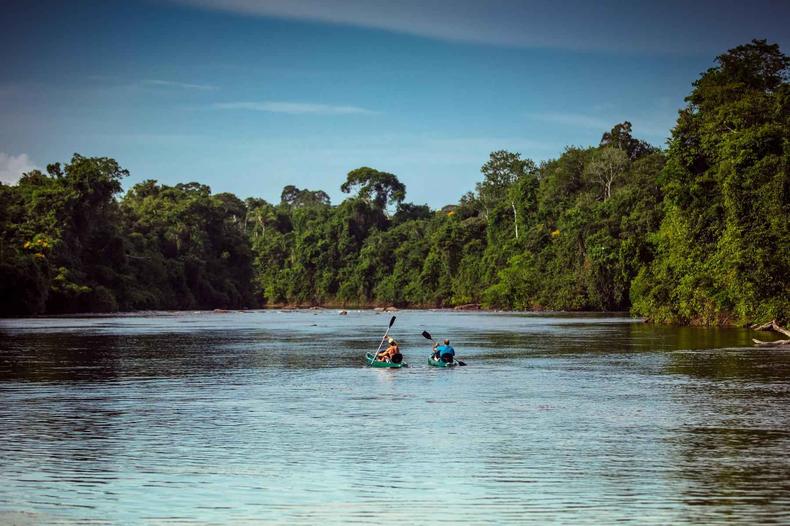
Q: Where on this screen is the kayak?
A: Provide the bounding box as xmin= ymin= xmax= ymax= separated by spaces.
xmin=428 ymin=356 xmax=457 ymax=367
xmin=366 ymin=352 xmax=406 ymax=368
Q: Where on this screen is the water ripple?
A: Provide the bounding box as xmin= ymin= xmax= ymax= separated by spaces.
xmin=1 ymin=311 xmax=788 ymax=524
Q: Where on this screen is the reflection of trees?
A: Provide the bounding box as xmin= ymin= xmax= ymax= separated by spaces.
xmin=465 ymin=320 xmax=637 ymax=359
xmin=668 ymin=426 xmax=790 ymax=522
xmin=1 ymin=333 xmax=123 ymax=383
xmin=0 ymin=339 xmax=126 ymax=492
xmin=627 ymin=324 xmax=753 ymax=354
xmin=0 ymin=329 xmax=373 ymax=385
xmin=665 ymin=348 xmax=790 ymax=522
xmin=666 ymin=348 xmax=790 ymax=381
xmin=460 ymin=319 xmax=753 ymax=362
xmin=1 ymin=392 xmax=123 ymax=485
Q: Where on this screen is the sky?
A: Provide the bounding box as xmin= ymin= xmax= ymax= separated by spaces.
xmin=1 ymin=0 xmax=788 ymax=207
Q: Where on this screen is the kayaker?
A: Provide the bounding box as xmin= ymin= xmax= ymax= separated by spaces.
xmin=378 ymin=337 xmax=403 ymax=363
xmin=433 ymin=339 xmax=455 ymax=363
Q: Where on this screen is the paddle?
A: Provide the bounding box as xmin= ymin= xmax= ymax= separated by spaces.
xmin=421 ymin=330 xmax=466 ymax=366
xmin=372 ymin=316 xmax=397 ymax=362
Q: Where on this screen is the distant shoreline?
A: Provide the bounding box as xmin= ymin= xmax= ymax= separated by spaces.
xmin=1 ymin=306 xmax=638 ymax=320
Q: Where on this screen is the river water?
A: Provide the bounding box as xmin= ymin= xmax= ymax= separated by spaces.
xmin=1 ymin=310 xmax=788 ymax=524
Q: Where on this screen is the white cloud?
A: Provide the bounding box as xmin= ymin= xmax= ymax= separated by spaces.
xmin=141 ymin=79 xmax=218 ymax=91
xmin=0 ymin=153 xmax=36 ymax=184
xmin=213 ymin=101 xmax=376 ymax=115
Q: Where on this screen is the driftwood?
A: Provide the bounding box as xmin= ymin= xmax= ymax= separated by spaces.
xmin=454 ymin=303 xmax=481 ymax=311
xmin=751 ymin=320 xmax=790 ymax=347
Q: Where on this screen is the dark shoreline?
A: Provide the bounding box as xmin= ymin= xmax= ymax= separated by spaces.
xmin=2 ymin=306 xmax=637 ymax=320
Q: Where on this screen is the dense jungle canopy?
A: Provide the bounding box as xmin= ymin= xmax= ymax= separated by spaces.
xmin=1 ymin=40 xmax=787 ymax=325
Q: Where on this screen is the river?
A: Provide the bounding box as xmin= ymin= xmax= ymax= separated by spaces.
xmin=1 ymin=310 xmax=788 ymax=524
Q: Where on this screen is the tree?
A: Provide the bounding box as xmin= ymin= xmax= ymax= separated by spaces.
xmin=584 ymin=147 xmax=630 ymax=201
xmin=392 ymin=202 xmax=432 ymax=225
xmin=632 ymin=39 xmax=789 ymax=324
xmin=477 ymin=150 xmax=537 ymax=240
xmin=3 ymin=42 xmax=782 ymax=323
xmin=280 ymin=185 xmax=330 ymax=208
xmin=340 ymin=167 xmax=406 ymax=210
xmin=121 ymin=179 xmax=257 ymax=310
xmin=600 ymin=121 xmax=657 ymax=161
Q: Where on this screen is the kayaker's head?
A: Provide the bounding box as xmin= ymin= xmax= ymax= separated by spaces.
xmin=444 ymin=339 xmax=450 ymax=344
xmin=388 ymin=337 xmax=396 ymax=344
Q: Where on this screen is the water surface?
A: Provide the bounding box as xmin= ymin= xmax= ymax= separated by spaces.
xmin=1 ymin=310 xmax=788 ymax=524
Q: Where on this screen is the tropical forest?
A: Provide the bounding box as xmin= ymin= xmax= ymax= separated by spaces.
xmin=1 ymin=40 xmax=788 ymax=326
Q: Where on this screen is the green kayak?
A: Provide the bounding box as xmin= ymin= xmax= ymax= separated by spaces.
xmin=366 ymin=352 xmax=406 ymax=368
xmin=428 ymin=356 xmax=457 ymax=367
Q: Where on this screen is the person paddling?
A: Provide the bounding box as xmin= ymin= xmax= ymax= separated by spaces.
xmin=432 ymin=339 xmax=455 ymax=363
xmin=377 ymin=337 xmax=403 ymax=363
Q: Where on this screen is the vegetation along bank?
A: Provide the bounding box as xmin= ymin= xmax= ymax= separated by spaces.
xmin=0 ymin=40 xmax=787 ymax=325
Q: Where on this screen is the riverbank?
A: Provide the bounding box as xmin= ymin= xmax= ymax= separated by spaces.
xmin=5 ymin=305 xmax=633 ymax=319
xmin=5 ymin=303 xmax=784 ymax=332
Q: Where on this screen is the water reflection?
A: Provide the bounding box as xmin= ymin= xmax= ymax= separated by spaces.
xmin=663 ymin=347 xmax=790 ymax=523
xmin=1 ymin=311 xmax=788 ymax=524
xmin=666 ymin=348 xmax=790 ymax=381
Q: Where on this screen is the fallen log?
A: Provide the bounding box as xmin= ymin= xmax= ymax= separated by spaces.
xmin=753 ymin=338 xmax=790 ymax=347
xmin=752 ymin=319 xmax=790 ymax=346
xmin=454 ymin=303 xmax=481 ymax=311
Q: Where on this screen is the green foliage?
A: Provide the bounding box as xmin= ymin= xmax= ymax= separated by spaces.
xmin=0 ymin=140 xmax=666 ymax=315
xmin=632 ymin=39 xmax=789 ymax=325
xmin=121 ymin=180 xmax=256 ymax=310
xmin=280 ymin=185 xmax=331 ymax=207
xmin=1 ymin=41 xmax=786 ymax=326
xmin=341 ymin=167 xmax=406 ymax=209
xmin=600 ymin=121 xmax=658 ymax=161
xmin=0 ymin=158 xmax=257 ymax=314
xmin=584 ymin=147 xmax=629 ymax=201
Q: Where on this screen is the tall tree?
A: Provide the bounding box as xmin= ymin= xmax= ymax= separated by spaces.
xmin=600 ymin=121 xmax=658 ymax=161
xmin=632 ymin=39 xmax=789 ymax=324
xmin=477 ymin=150 xmax=537 ymax=240
xmin=340 ymin=167 xmax=406 ymax=210
xmin=584 ymin=147 xmax=630 ymax=201
xmin=280 ymin=185 xmax=331 ymax=208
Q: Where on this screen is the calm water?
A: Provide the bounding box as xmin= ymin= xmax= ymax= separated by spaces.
xmin=1 ymin=310 xmax=789 ymax=525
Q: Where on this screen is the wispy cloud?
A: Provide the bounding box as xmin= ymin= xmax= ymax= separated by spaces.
xmin=213 ymin=101 xmax=376 ymax=115
xmin=0 ymin=153 xmax=36 ymax=184
xmin=142 ymin=79 xmax=218 ymax=91
xmin=167 ymin=0 xmax=790 ymax=55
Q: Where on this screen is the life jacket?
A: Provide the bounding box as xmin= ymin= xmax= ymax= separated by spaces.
xmin=436 ymin=344 xmax=454 ymax=357
xmin=381 ymin=344 xmax=399 ymax=360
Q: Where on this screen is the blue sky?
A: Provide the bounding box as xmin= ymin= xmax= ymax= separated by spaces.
xmin=1 ymin=0 xmax=788 ymax=207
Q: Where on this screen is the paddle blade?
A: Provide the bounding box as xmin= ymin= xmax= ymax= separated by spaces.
xmin=389 ymin=316 xmax=396 ymax=327
xmin=457 ymin=360 xmax=467 ymax=366
xmin=421 ymin=330 xmax=432 ymax=340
